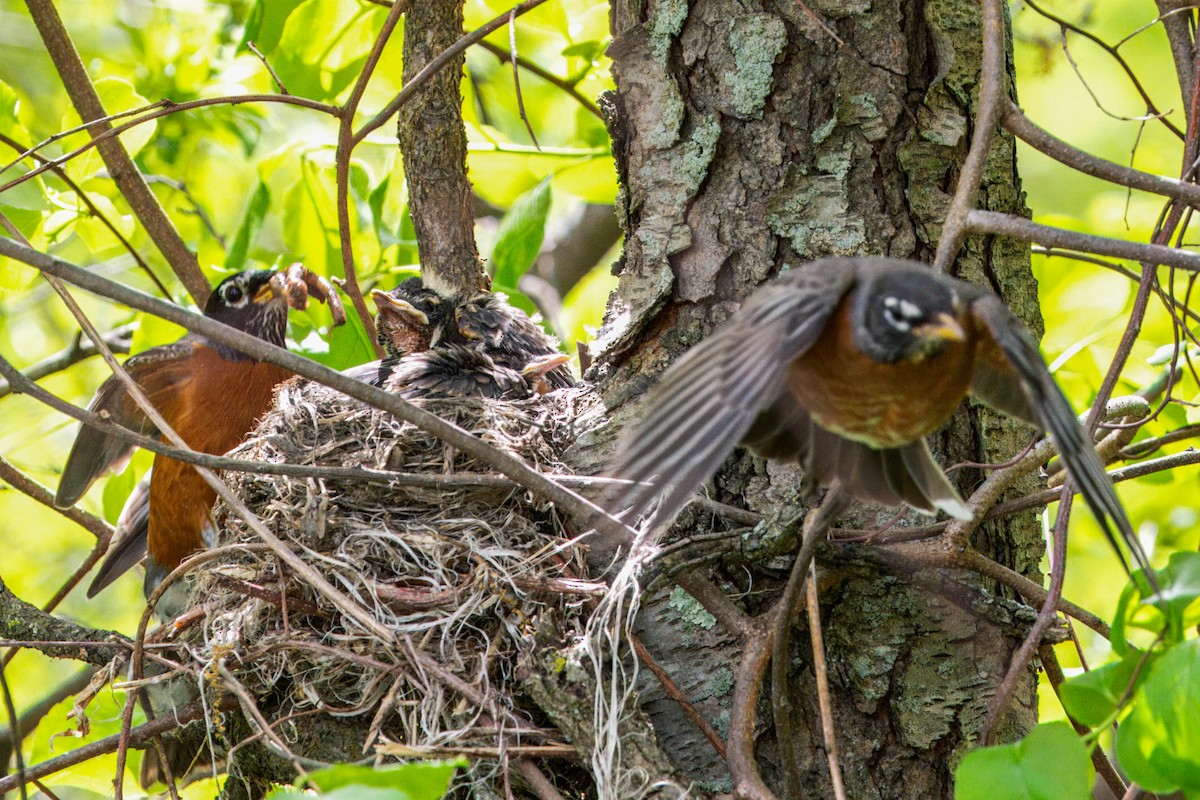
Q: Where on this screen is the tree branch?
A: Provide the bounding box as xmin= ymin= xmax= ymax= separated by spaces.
xmin=22 ymin=0 xmax=208 ymax=303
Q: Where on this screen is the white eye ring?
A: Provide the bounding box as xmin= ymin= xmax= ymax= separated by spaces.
xmin=222 ymin=283 xmax=247 ymax=306
xmin=882 ymin=296 xmax=922 ymax=330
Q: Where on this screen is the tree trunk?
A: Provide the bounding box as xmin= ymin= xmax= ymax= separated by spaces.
xmin=588 ymin=0 xmax=1044 ymax=796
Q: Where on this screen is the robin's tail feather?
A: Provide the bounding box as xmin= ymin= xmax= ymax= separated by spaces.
xmin=748 ymin=397 xmax=971 ymax=520
xmin=973 ymin=296 xmax=1153 ymax=580
xmin=87 ymin=472 xmax=150 ymax=597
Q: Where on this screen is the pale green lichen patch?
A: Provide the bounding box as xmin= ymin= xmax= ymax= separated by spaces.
xmin=649 ymin=0 xmax=688 ymax=62
xmin=721 ymin=15 xmax=787 ymax=118
xmin=706 ymin=667 xmax=735 ymax=699
xmin=676 ymin=115 xmax=721 ymax=190
xmin=767 ymin=172 xmax=866 ymax=257
xmin=667 ymin=586 xmax=717 ymax=631
xmin=811 ymin=117 xmax=837 ymax=145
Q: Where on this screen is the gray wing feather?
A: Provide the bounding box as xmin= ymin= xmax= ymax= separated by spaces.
xmin=55 ymin=340 xmax=196 ymax=508
xmin=970 ymin=294 xmax=1150 ymax=577
xmin=603 ymin=266 xmax=856 ymax=533
xmin=87 ymin=472 xmax=151 ymax=597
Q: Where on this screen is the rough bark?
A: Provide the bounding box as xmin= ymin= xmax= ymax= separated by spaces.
xmin=397 ymin=0 xmax=488 ymax=296
xmin=585 ymin=0 xmax=1043 ymax=797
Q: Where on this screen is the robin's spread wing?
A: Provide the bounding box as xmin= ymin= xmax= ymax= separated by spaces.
xmin=603 ymin=266 xmax=856 ymax=533
xmin=968 ymin=320 xmax=1038 ymax=426
xmin=969 ymin=294 xmax=1151 ymax=577
xmin=55 ymin=340 xmax=199 ymax=508
xmin=87 ymin=471 xmax=151 ymax=597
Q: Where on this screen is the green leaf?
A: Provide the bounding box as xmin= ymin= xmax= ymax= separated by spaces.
xmin=272 ymin=0 xmax=385 ymax=101
xmin=491 ymin=177 xmax=552 ymax=291
xmin=227 ymin=181 xmax=272 ymax=272
xmin=129 ymin=312 xmax=189 ymax=357
xmin=280 ymin=760 xmax=461 ymax=800
xmin=241 ymin=0 xmax=308 ymax=54
xmin=1113 ymin=552 xmax=1200 ymax=652
xmin=1116 ymin=638 xmax=1200 ymax=794
xmin=318 ymin=311 xmax=374 ymax=371
xmin=955 ymin=722 xmax=1092 ymax=800
xmin=561 ymin=40 xmax=605 ymax=60
xmin=1059 ymin=651 xmax=1148 ymax=727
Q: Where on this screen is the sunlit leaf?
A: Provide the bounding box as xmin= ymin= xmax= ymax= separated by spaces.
xmin=242 ymin=0 xmax=308 ymax=54
xmin=227 ymin=181 xmax=272 ymax=272
xmin=1059 ymin=650 xmax=1148 ymax=727
xmin=954 ymin=722 xmax=1092 ymax=800
xmin=491 ymin=177 xmax=551 ymax=290
xmin=1115 ymin=639 xmax=1200 ymax=794
xmin=294 ymin=760 xmax=461 ymax=799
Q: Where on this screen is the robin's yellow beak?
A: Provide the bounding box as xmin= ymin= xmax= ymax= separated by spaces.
xmin=915 ymin=312 xmax=967 ymax=343
xmin=371 ymin=289 xmax=429 ymax=325
xmin=253 ymin=280 xmax=279 ymax=304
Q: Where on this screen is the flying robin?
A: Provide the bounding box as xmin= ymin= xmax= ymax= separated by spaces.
xmin=604 ymin=256 xmax=1152 ymax=577
xmin=56 ymin=270 xmax=308 ymax=600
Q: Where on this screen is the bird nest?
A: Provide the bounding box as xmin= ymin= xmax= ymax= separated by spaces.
xmin=174 ymin=374 xmax=602 ymax=781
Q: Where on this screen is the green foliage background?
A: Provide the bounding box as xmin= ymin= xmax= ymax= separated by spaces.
xmin=0 ymin=0 xmax=1196 ymax=796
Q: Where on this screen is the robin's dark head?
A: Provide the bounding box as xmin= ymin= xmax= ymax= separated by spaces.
xmin=204 ymin=270 xmax=289 ymax=346
xmin=852 ymin=270 xmax=967 ymax=364
xmin=371 ymin=278 xmax=448 ymax=360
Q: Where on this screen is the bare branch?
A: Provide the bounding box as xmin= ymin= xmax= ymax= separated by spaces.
xmin=23 ymin=0 xmax=208 ymax=303
xmin=934 ymin=0 xmax=1006 ymax=271
xmin=1002 ymin=103 xmax=1200 ymax=207
xmin=0 ymin=576 xmax=130 ymax=667
xmin=966 ymin=209 xmax=1200 ymax=270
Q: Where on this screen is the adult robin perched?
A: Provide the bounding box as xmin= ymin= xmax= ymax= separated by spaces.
xmin=55 ymin=270 xmax=302 ymax=600
xmin=604 ymin=256 xmax=1152 ymax=577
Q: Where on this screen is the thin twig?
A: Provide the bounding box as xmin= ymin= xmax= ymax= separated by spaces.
xmin=1002 ymin=103 xmax=1200 ymax=207
xmin=0 ymin=657 xmax=29 ymax=800
xmin=934 ymin=0 xmax=1005 ymax=271
xmin=334 ymin=0 xmax=408 ymax=357
xmin=247 ymin=42 xmax=290 ymax=94
xmin=0 ymin=702 xmax=204 ymax=795
xmin=477 ymin=40 xmax=603 ymax=119
xmin=966 ymin=209 xmax=1200 ymax=270
xmin=353 ymin=0 xmax=553 ymax=146
xmin=806 ymin=567 xmax=846 ymax=800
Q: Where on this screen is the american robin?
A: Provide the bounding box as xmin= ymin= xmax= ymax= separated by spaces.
xmin=383 ymin=344 xmax=571 ymax=400
xmin=604 ymin=256 xmax=1151 ymax=577
xmin=345 ymin=279 xmax=449 ymax=387
xmin=353 ymin=277 xmax=576 ymax=393
xmin=448 ymin=290 xmax=575 ymax=390
xmin=55 ymin=270 xmax=297 ymax=600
